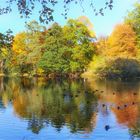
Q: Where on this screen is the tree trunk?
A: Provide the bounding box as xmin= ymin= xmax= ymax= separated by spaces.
xmin=0 ymin=60 xmax=4 ymax=74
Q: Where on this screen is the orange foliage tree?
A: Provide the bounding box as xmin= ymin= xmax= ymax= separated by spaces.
xmin=106 ymin=24 xmax=137 ymax=58
xmin=12 ymin=32 xmax=27 ymax=55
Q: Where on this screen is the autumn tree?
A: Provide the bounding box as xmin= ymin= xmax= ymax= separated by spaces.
xmin=12 ymin=32 xmax=27 ymax=55
xmin=38 ymin=23 xmax=70 ymax=75
xmin=24 ymin=21 xmax=46 ymax=74
xmin=86 ymin=24 xmax=139 ymax=79
xmin=12 ymin=32 xmax=30 ymax=74
xmin=38 ymin=18 xmax=96 ymax=75
xmin=0 ymin=30 xmax=14 ymax=74
xmin=96 ymin=36 xmax=108 ymax=56
xmin=107 ymin=23 xmax=137 ymax=58
xmin=63 ymin=19 xmax=95 ymax=73
xmin=12 ymin=21 xmax=46 ymax=75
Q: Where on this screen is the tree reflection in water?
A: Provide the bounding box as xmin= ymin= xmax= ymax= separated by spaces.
xmin=0 ymin=77 xmax=98 ymax=134
xmin=0 ymin=77 xmax=140 ymax=139
xmin=87 ymin=78 xmax=140 ymax=139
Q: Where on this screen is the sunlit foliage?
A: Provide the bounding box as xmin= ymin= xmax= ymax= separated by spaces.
xmin=107 ymin=24 xmax=137 ymax=58
xmin=11 ymin=18 xmax=96 ymax=76
xmin=125 ymin=3 xmax=140 ymax=47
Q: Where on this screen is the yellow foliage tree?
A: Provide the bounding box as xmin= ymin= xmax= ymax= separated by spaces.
xmin=107 ymin=24 xmax=137 ymax=58
xmin=96 ymin=36 xmax=108 ymax=56
xmin=12 ymin=32 xmax=27 ymax=55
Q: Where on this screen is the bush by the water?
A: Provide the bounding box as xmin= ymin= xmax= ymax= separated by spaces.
xmin=92 ymin=58 xmax=140 ymax=79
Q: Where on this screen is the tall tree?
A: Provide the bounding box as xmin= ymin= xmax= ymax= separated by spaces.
xmin=38 ymin=19 xmax=96 ymax=75
xmin=0 ymin=30 xmax=14 ymax=74
xmin=63 ymin=19 xmax=95 ymax=72
xmin=125 ymin=3 xmax=140 ymax=47
xmin=38 ymin=23 xmax=70 ymax=74
xmin=12 ymin=21 xmax=46 ymax=75
xmin=107 ymin=23 xmax=137 ymax=58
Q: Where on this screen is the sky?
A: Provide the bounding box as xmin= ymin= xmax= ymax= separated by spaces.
xmin=0 ymin=0 xmax=138 ymax=37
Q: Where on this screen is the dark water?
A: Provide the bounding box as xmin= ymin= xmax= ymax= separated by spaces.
xmin=0 ymin=77 xmax=140 ymax=140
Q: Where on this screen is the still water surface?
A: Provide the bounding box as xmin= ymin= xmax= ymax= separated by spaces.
xmin=0 ymin=77 xmax=140 ymax=140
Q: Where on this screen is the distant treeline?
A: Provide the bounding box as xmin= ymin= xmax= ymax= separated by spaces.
xmin=0 ymin=17 xmax=95 ymax=78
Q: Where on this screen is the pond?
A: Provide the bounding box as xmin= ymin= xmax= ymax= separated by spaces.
xmin=0 ymin=77 xmax=140 ymax=140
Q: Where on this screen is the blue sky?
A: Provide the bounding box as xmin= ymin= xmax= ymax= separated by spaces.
xmin=0 ymin=0 xmax=138 ymax=37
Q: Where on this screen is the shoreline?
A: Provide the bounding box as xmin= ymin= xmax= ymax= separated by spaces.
xmin=1 ymin=72 xmax=140 ymax=81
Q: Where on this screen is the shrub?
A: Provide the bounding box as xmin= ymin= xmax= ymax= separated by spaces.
xmin=94 ymin=58 xmax=140 ymax=79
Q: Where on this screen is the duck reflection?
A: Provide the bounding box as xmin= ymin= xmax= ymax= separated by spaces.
xmin=87 ymin=78 xmax=140 ymax=138
xmin=1 ymin=77 xmax=140 ymax=138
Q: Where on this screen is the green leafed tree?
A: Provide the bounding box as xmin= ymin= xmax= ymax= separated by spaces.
xmin=12 ymin=21 xmax=46 ymax=75
xmin=38 ymin=23 xmax=71 ymax=75
xmin=125 ymin=3 xmax=140 ymax=47
xmin=0 ymin=30 xmax=14 ymax=74
xmin=63 ymin=19 xmax=95 ymax=73
xmin=38 ymin=19 xmax=96 ymax=75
